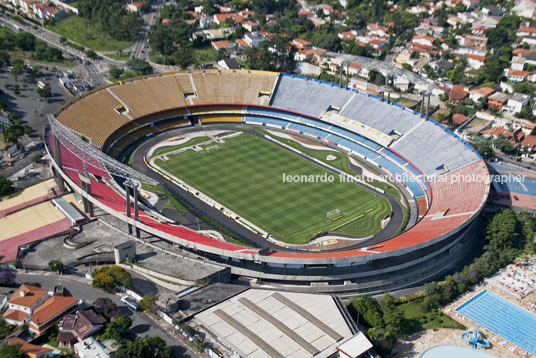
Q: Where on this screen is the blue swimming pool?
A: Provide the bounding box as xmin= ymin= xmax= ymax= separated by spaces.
xmin=456 ymin=290 xmax=536 ymax=355
xmin=421 ymin=345 xmax=497 ymax=358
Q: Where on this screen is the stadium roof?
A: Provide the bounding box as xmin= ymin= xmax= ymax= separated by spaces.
xmin=194 ymin=289 xmax=355 ymax=357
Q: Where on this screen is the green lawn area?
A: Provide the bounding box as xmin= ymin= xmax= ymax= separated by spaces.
xmin=194 ymin=47 xmax=219 ymax=64
xmin=107 ymin=51 xmax=131 ymax=61
xmin=151 ymin=137 xmax=210 ymax=157
xmin=154 ymin=132 xmax=391 ymax=244
xmin=48 ymin=16 xmax=133 ymax=51
xmin=142 ymin=184 xmax=190 ymax=211
xmin=398 ymin=300 xmax=466 ymax=334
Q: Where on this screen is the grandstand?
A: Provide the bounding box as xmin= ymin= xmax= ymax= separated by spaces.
xmin=271 ymin=75 xmax=354 ymax=117
xmin=47 ymin=70 xmax=490 ymax=294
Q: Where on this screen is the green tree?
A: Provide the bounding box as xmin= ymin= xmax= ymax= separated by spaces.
xmin=109 ymin=66 xmax=123 ymax=81
xmin=350 ymin=296 xmax=384 ymax=327
xmin=126 ymin=58 xmax=153 ymax=75
xmin=487 ymin=209 xmax=519 ymax=251
xmin=86 ymin=49 xmax=97 ymax=60
xmin=0 ymin=343 xmax=25 ymax=358
xmin=0 ymin=176 xmax=15 ymax=197
xmin=48 ymin=259 xmax=63 ymax=273
xmin=116 ymin=314 xmax=132 ymax=331
xmin=139 ymin=294 xmax=155 ymax=311
xmin=115 ymin=336 xmax=174 ymax=358
xmin=10 ymin=61 xmax=25 ymax=81
xmin=36 ymin=87 xmax=51 ymax=100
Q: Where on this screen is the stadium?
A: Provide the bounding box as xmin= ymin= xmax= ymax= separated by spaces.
xmin=45 ymin=70 xmax=490 ymax=295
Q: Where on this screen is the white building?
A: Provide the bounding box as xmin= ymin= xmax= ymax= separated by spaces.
xmin=506 ymin=93 xmax=530 ymax=113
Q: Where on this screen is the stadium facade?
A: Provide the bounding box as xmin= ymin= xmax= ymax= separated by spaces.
xmin=45 ymin=70 xmax=490 ymax=295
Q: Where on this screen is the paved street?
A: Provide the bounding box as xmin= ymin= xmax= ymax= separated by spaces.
xmin=16 ymin=273 xmax=195 ymax=357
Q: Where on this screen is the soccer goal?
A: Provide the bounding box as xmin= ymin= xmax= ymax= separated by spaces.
xmin=326 ymin=208 xmax=344 ymax=221
xmin=204 ymin=144 xmax=220 ymax=154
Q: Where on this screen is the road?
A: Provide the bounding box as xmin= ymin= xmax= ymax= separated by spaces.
xmin=16 ymin=273 xmax=195 ymax=357
xmin=131 ymin=0 xmax=163 ymax=60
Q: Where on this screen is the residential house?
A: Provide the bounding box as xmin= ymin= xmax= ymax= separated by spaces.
xmin=521 ymin=135 xmax=536 ymax=153
xmin=244 ymin=32 xmax=264 ymax=47
xmin=452 ymin=114 xmax=469 ymax=126
xmin=213 ymin=13 xmax=243 ymax=25
xmin=510 ymin=55 xmax=526 ymax=70
xmin=481 ymin=126 xmax=506 ymax=139
xmin=57 ymin=309 xmax=105 ymax=348
xmin=29 ymin=287 xmax=78 ymax=336
xmin=448 ymin=85 xmax=469 ymax=103
xmin=505 ymin=68 xmax=531 ymax=82
xmin=469 ymin=87 xmax=494 ymax=102
xmin=466 ymin=54 xmax=486 ymax=69
xmin=291 ymin=38 xmax=312 ymax=50
xmin=243 ymin=21 xmax=258 ymax=32
xmin=487 ymin=92 xmax=511 ymax=110
xmin=2 ymin=284 xmax=48 ymax=326
xmin=217 ymin=58 xmax=241 ymax=70
xmin=505 ymin=93 xmax=530 ymax=113
xmin=126 ymin=2 xmax=142 ymax=12
xmin=504 ymin=128 xmax=525 ymax=144
xmin=462 ymin=0 xmax=480 ymax=9
xmin=4 ymin=337 xmax=54 ymax=358
xmin=211 ymin=40 xmax=233 ymax=51
xmin=74 ymin=337 xmax=110 ymax=358
xmin=338 ymin=30 xmax=357 ymax=41
xmin=348 ymin=63 xmax=362 ymax=76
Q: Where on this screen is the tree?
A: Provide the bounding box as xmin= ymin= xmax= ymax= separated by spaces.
xmin=0 ymin=271 xmax=15 ymax=286
xmin=116 ymin=314 xmax=132 ymax=331
xmin=0 ymin=343 xmax=25 ymax=358
xmin=108 ymin=66 xmax=123 ymax=81
xmin=48 ymin=259 xmax=63 ymax=273
xmin=115 ymin=336 xmax=173 ymax=358
xmin=350 ymin=296 xmax=384 ymax=328
xmin=139 ymin=294 xmax=155 ymax=311
xmin=0 ymin=319 xmax=15 ymax=340
xmin=93 ymin=297 xmax=120 ymax=319
xmin=10 ymin=61 xmax=25 ymax=81
xmin=36 ymin=87 xmax=51 ymax=101
xmin=486 ymin=209 xmax=519 ymax=251
xmin=0 ymin=176 xmax=15 ymax=197
xmin=86 ymin=49 xmax=97 ymax=60
xmin=92 ymin=271 xmax=115 ymax=293
xmin=126 ymin=58 xmax=153 ymax=76
xmin=474 ymin=141 xmax=495 ymax=160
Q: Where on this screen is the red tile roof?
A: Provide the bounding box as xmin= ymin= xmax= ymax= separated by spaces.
xmin=449 ymin=85 xmax=468 ymax=101
xmin=519 ymin=26 xmax=536 ymax=33
xmin=522 ymin=135 xmax=536 ymax=148
xmin=452 ymin=114 xmax=468 ymax=125
xmin=3 ymin=309 xmax=29 ymax=322
xmin=31 ymin=295 xmax=78 ymax=326
xmin=212 ymin=40 xmax=232 ymax=49
xmin=467 ymin=54 xmax=486 ymax=61
xmin=5 ymin=337 xmax=53 ymax=356
xmin=507 ymin=69 xmax=530 ymax=77
xmin=7 ymin=284 xmax=48 ymax=308
xmin=469 ymin=87 xmax=494 ymax=96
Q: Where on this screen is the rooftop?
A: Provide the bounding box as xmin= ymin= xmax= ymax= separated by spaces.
xmin=31 ymin=295 xmax=78 ymax=326
xmin=488 ymin=92 xmax=511 ymax=102
xmin=7 ymin=284 xmax=48 ymax=308
xmin=5 ymin=337 xmax=53 ymax=356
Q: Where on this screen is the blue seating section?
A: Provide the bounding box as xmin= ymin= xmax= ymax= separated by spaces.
xmin=271 ymin=75 xmax=354 ymax=117
xmin=245 ymin=115 xmax=288 ymax=128
xmin=341 ymin=94 xmax=422 ymax=135
xmin=287 ymin=122 xmax=329 ymax=138
xmin=328 ymin=125 xmax=379 ymax=150
xmin=331 ymin=136 xmax=378 ymax=159
xmin=391 ymin=120 xmax=476 ymax=176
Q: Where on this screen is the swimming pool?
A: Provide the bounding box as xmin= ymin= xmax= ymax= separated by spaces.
xmin=420 ymin=345 xmax=497 ymax=358
xmin=456 ymin=290 xmax=536 ymax=355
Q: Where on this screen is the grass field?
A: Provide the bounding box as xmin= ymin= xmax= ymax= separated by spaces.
xmin=48 ymin=16 xmax=132 ymax=51
xmin=154 ymin=132 xmax=391 ymax=244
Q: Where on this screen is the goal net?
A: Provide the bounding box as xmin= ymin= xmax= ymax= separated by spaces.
xmin=326 ymin=208 xmax=344 ymax=221
xmin=204 ymin=144 xmax=220 ymax=153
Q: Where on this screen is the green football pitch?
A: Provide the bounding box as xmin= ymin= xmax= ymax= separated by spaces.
xmin=154 ymin=132 xmax=392 ymax=244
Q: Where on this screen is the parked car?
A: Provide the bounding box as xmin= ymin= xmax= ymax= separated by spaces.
xmin=121 ymin=296 xmax=140 ymax=311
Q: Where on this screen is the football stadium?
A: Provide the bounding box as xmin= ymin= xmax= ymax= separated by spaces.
xmin=45 ymin=70 xmax=491 ymax=295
